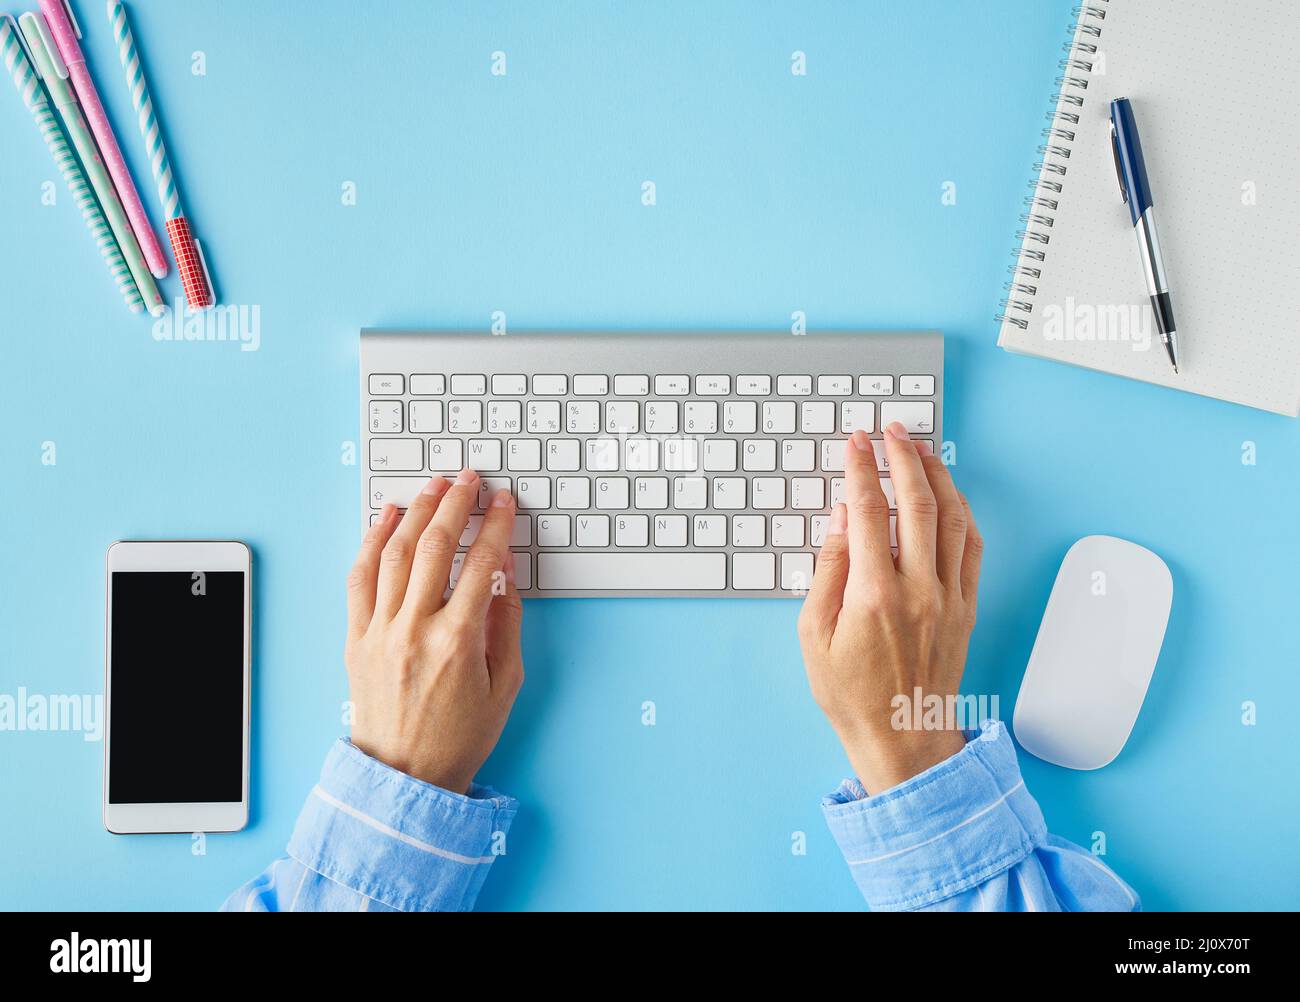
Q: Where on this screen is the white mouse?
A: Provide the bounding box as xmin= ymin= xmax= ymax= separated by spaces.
xmin=1012 ymin=535 xmax=1173 ymax=770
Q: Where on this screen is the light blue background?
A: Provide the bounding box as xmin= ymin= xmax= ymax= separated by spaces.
xmin=1 ymin=0 xmax=1296 ymax=912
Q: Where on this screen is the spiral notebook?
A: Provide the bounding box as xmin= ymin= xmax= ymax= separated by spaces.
xmin=996 ymin=0 xmax=1300 ymax=417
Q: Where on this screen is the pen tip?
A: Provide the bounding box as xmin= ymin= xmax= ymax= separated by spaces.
xmin=1173 ymin=365 xmax=1179 ymax=374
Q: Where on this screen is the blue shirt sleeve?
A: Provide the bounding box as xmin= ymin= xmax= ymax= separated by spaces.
xmin=222 ymin=739 xmax=517 ymax=912
xmin=821 ymin=720 xmax=1139 ymax=912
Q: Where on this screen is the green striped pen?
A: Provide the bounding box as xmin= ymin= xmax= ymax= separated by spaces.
xmin=1 ymin=14 xmax=142 ymax=313
xmin=19 ymin=10 xmax=165 ymax=316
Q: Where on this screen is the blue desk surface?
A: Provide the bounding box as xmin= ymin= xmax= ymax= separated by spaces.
xmin=2 ymin=0 xmax=1297 ymax=911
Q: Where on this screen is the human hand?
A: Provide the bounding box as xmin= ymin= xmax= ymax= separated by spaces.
xmin=345 ymin=469 xmax=524 ymax=795
xmin=797 ymin=423 xmax=983 ymax=794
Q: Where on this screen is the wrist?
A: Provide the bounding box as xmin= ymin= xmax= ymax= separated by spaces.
xmin=350 ymin=736 xmax=473 ymax=796
xmin=838 ymin=726 xmax=966 ymax=795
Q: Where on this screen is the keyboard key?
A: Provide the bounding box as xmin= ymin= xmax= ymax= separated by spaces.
xmin=724 ymin=401 xmax=757 ymax=433
xmin=900 ymin=375 xmax=935 ymax=396
xmin=368 ymin=476 xmax=429 ymax=509
xmin=840 ymin=401 xmax=875 ymax=434
xmin=810 ymin=515 xmax=830 ymax=547
xmin=567 ymin=401 xmax=600 ymax=433
xmin=818 ymin=375 xmax=853 ymax=396
xmin=781 ymin=553 xmax=815 ymax=591
xmin=492 ymin=374 xmax=528 ymax=395
xmin=462 ymin=514 xmax=532 ymax=547
xmin=673 ymin=477 xmax=708 ymax=509
xmin=428 ymin=439 xmax=464 ymax=471
xmin=369 ymin=401 xmax=402 ymax=434
xmin=684 ymin=401 xmax=718 ymax=433
xmin=781 ymin=440 xmax=816 ymax=472
xmin=533 ymin=374 xmax=568 ymax=395
xmin=369 ymin=374 xmax=403 ymax=395
xmin=859 ymin=375 xmax=894 ymax=396
xmin=477 ymin=477 xmax=512 ymax=509
xmin=752 ymin=478 xmax=786 ymax=510
xmin=587 ymin=439 xmax=621 ymax=472
xmin=596 ymin=476 xmax=629 ymax=509
xmin=712 ymin=477 xmax=746 ymax=509
xmin=576 ymin=514 xmax=610 ymax=547
xmin=801 ymin=401 xmax=835 ymax=434
xmin=693 ymin=514 xmax=726 ymax=547
xmin=742 ymin=439 xmax=777 ymax=472
xmin=546 ymin=439 xmax=581 ymax=471
xmin=625 ymin=438 xmax=660 ymax=471
xmin=655 ymin=515 xmax=688 ymax=547
xmin=487 ymin=400 xmax=522 ymax=433
xmin=537 ymin=514 xmax=570 ymax=547
xmin=451 ymin=374 xmax=486 ymax=395
xmin=644 ymin=401 xmax=678 ymax=434
xmin=539 ymin=553 xmax=726 ymax=591
xmin=763 ymin=401 xmax=796 ymax=434
xmin=467 ymin=439 xmax=502 ymax=472
xmin=696 ymin=375 xmax=730 ymax=396
xmin=655 ymin=375 xmax=690 ymax=395
xmin=830 ymin=477 xmax=845 ymax=506
xmin=527 ymin=401 xmax=561 ymax=433
xmin=777 ymin=375 xmax=812 ymax=396
xmin=556 ymin=477 xmax=591 ymax=509
xmin=369 ymin=439 xmax=423 ymax=472
xmin=614 ymin=375 xmax=649 ymax=396
xmin=409 ymin=401 xmax=443 ymax=434
xmin=732 ymin=515 xmax=765 ymax=547
xmin=703 ymin=439 xmax=737 ymax=472
xmin=605 ymin=401 xmax=639 ymax=433
xmin=634 ymin=477 xmax=669 ymax=510
xmin=880 ymin=401 xmax=935 ymax=435
xmin=517 ymin=477 xmax=551 ymax=509
xmin=737 ymin=375 xmax=771 ymax=395
xmin=574 ymin=374 xmax=609 ymax=395
xmin=732 ymin=553 xmax=775 ymax=590
xmin=410 ymin=374 xmax=445 ymax=395
xmin=663 ymin=438 xmax=700 ymax=471
xmin=772 ymin=515 xmax=804 ymax=547
xmin=447 ymin=400 xmax=482 ymax=433
xmin=821 ymin=439 xmax=846 ymax=472
xmin=513 ymin=553 xmax=532 ymax=590
xmin=791 ymin=478 xmax=825 ymax=510
xmin=615 ymin=514 xmax=648 ymax=546
xmin=507 ymin=439 xmax=542 ymax=471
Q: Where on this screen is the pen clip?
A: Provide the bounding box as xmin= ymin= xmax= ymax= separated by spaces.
xmin=1109 ymin=119 xmax=1129 ymax=205
xmin=30 ymin=12 xmax=69 ymax=79
xmin=194 ymin=239 xmax=217 ymax=308
xmin=59 ymin=0 xmax=82 ymax=40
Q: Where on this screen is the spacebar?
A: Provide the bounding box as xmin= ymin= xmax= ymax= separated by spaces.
xmin=538 ymin=553 xmax=727 ymax=591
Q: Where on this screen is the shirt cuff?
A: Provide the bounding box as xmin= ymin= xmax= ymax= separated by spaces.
xmin=821 ymin=720 xmax=1046 ymax=911
xmin=286 ymin=739 xmax=517 ymax=912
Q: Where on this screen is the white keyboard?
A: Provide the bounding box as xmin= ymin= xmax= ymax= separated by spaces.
xmin=360 ymin=331 xmax=942 ymax=597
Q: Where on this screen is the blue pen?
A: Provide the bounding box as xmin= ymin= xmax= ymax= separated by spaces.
xmin=1109 ymin=97 xmax=1179 ymax=373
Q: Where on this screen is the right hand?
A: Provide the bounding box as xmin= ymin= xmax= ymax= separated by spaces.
xmin=797 ymin=424 xmax=984 ymax=794
xmin=344 ymin=469 xmax=524 ymax=795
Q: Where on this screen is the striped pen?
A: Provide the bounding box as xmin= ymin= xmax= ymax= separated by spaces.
xmin=19 ymin=10 xmax=165 ymax=315
xmin=107 ymin=0 xmax=213 ymax=310
xmin=1 ymin=14 xmax=143 ymax=313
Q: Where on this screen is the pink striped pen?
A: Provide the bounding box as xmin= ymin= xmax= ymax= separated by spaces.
xmin=39 ymin=0 xmax=167 ymax=279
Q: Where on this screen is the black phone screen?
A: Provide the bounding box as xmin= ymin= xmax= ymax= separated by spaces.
xmin=108 ymin=571 xmax=246 ymax=804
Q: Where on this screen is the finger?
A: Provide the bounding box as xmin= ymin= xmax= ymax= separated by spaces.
xmin=402 ymin=468 xmax=482 ymax=617
xmin=883 ymin=422 xmax=938 ymax=579
xmin=374 ymin=475 xmax=454 ymax=620
xmin=958 ymin=493 xmax=984 ymax=604
xmin=920 ymin=452 xmax=966 ymax=590
xmin=347 ymin=504 xmax=400 ymax=638
xmin=799 ymin=504 xmax=849 ymax=642
xmin=486 ymin=550 xmax=525 ymax=695
xmin=844 ymin=430 xmax=896 ymax=582
xmin=444 ymin=489 xmax=517 ymax=624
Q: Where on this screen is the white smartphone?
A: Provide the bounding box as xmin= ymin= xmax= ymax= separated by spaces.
xmin=104 ymin=541 xmax=252 ymax=834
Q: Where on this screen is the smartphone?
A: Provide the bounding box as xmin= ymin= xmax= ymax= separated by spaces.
xmin=104 ymin=541 xmax=252 ymax=834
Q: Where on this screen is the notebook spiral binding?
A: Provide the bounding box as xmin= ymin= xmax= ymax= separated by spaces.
xmin=996 ymin=1 xmax=1110 ymax=330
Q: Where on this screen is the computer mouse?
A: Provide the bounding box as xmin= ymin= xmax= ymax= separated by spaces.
xmin=1012 ymin=535 xmax=1173 ymax=770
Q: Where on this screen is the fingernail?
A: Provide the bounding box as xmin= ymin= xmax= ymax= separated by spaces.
xmin=382 ymin=503 xmax=398 ymax=523
xmin=420 ymin=477 xmax=445 ymax=496
xmin=827 ymin=504 xmax=847 ymax=535
xmin=886 ymin=421 xmax=911 ymax=441
xmin=849 ymin=429 xmax=871 ymax=452
xmin=492 ymin=489 xmax=514 ymax=508
xmin=456 ymin=468 xmax=478 ymax=485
